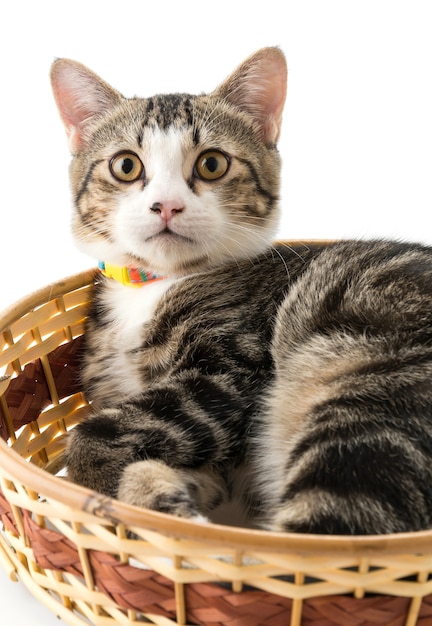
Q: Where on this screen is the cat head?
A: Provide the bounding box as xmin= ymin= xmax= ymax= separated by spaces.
xmin=50 ymin=48 xmax=287 ymax=276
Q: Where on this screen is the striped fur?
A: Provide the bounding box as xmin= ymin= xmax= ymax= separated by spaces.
xmin=51 ymin=49 xmax=432 ymax=534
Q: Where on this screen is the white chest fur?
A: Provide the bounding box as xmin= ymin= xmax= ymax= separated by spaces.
xmin=89 ymin=277 xmax=178 ymax=403
xmin=103 ymin=277 xmax=177 ymax=334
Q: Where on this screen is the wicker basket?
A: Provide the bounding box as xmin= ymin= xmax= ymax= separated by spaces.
xmin=1 ymin=267 xmax=432 ymax=626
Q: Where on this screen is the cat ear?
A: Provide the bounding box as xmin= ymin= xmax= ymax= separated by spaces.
xmin=50 ymin=59 xmax=122 ymax=152
xmin=214 ymin=47 xmax=287 ymax=145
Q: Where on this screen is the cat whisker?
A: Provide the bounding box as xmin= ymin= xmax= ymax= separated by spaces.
xmin=195 ymin=231 xmax=244 ymax=271
xmin=274 ymin=241 xmax=310 ymax=264
xmin=217 ymin=222 xmax=292 ymax=278
xmin=74 ymin=221 xmax=113 ymax=242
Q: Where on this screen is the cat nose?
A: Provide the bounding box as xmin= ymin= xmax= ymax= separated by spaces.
xmin=150 ymin=201 xmax=185 ymax=222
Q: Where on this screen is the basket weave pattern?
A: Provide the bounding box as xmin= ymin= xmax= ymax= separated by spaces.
xmin=1 ymin=268 xmax=432 ymax=626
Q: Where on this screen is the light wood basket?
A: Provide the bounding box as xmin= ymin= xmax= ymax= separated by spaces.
xmin=1 ymin=266 xmax=432 ymax=626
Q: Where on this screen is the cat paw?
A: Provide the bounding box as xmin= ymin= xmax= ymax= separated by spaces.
xmin=117 ymin=459 xmax=207 ymax=520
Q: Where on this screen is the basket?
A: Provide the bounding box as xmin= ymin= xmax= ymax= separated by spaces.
xmin=1 ymin=265 xmax=432 ymax=626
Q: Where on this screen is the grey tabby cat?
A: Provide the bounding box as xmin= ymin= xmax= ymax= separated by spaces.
xmin=50 ymin=48 xmax=432 ymax=535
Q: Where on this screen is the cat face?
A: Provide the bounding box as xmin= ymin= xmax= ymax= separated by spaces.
xmin=50 ymin=48 xmax=287 ymax=275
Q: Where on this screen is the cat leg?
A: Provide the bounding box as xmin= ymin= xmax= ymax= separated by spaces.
xmin=117 ymin=459 xmax=227 ymax=521
xmin=66 ymin=402 xmax=232 ymax=519
xmin=258 ymin=328 xmax=432 ymax=535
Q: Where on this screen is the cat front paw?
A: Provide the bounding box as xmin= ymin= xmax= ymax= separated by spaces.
xmin=117 ymin=459 xmax=208 ymax=521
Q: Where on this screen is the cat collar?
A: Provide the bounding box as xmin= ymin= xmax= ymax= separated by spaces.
xmin=98 ymin=261 xmax=165 ymax=287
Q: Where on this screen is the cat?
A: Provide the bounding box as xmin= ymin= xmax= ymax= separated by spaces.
xmin=50 ymin=47 xmax=432 ymax=535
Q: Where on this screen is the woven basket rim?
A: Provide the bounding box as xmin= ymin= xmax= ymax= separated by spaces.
xmin=3 ymin=434 xmax=432 ymax=556
xmin=2 ymin=253 xmax=432 ymax=558
xmin=0 ymin=268 xmax=98 ymax=330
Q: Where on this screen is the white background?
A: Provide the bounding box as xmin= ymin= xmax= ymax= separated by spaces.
xmin=0 ymin=1 xmax=431 ymax=624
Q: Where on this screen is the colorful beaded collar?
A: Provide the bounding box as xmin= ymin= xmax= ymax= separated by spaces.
xmin=98 ymin=261 xmax=165 ymax=287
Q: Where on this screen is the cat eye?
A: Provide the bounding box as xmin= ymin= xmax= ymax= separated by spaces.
xmin=109 ymin=151 xmax=144 ymax=182
xmin=194 ymin=150 xmax=230 ymax=181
